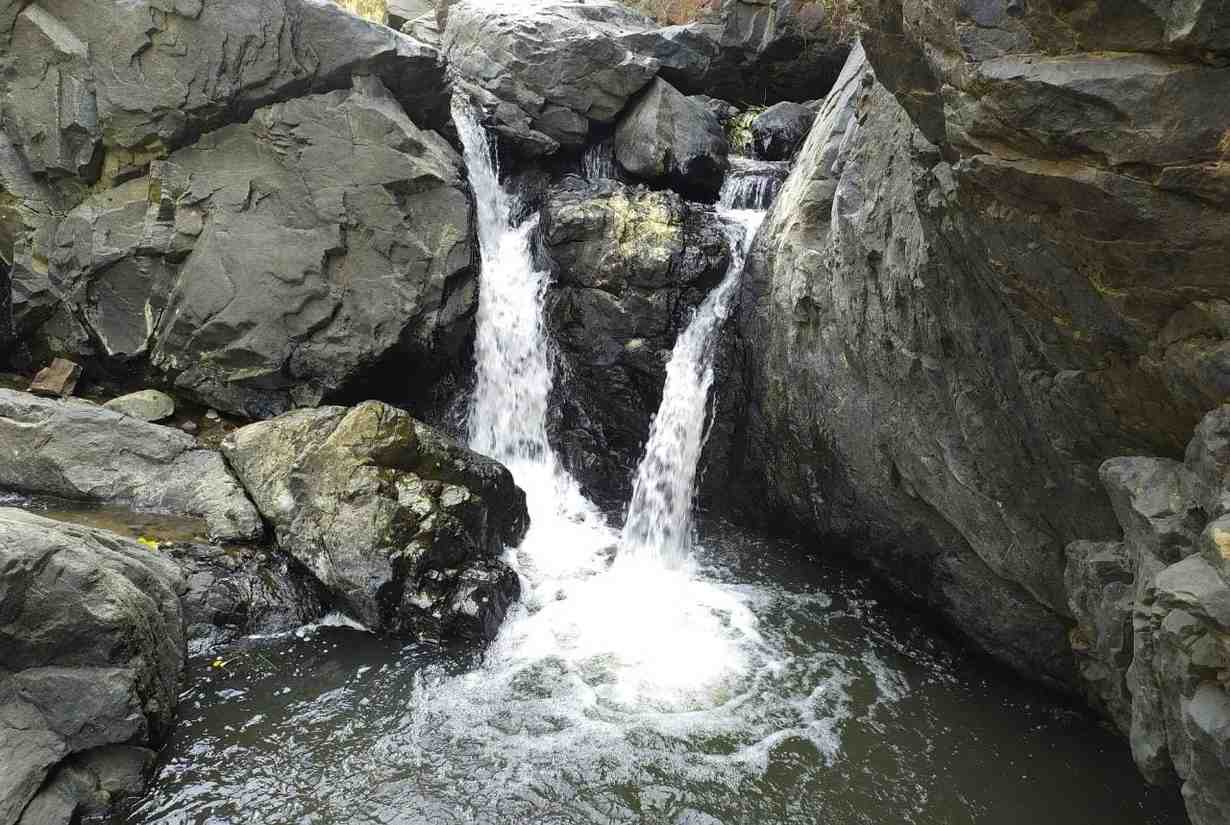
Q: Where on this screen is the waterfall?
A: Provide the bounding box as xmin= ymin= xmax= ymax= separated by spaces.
xmin=581 ymin=139 xmax=619 ymax=182
xmin=455 ymin=103 xmax=568 ymax=498
xmin=618 ymin=171 xmax=770 ymax=566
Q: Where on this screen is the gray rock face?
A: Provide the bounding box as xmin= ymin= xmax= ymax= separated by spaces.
xmin=13 ymin=75 xmax=472 ymax=418
xmin=733 ymin=0 xmax=1230 ymax=692
xmin=0 ymin=508 xmax=185 ymax=825
xmin=0 ymin=0 xmax=448 ymax=190
xmin=614 ymin=78 xmax=730 ymax=201
xmin=541 ymin=180 xmax=731 ymax=506
xmin=734 ymin=45 xmax=1078 ymax=684
xmin=442 ymin=0 xmax=660 ymax=155
xmin=751 ymin=102 xmax=816 ymax=161
xmin=662 ymin=0 xmax=850 ymax=103
xmin=221 ymin=402 xmax=529 ymax=640
xmin=0 ymin=389 xmax=261 ymax=543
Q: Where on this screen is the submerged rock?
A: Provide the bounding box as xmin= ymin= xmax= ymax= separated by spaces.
xmin=541 ymin=180 xmax=732 ymax=506
xmin=102 ymin=390 xmax=175 ymax=423
xmin=0 ymin=508 xmax=185 ymax=825
xmin=614 ymin=78 xmax=730 ymax=201
xmin=0 ymin=389 xmax=262 ymax=543
xmin=221 ymin=402 xmax=529 ymax=641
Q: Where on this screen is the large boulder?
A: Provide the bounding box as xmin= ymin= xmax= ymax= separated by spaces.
xmin=12 ymin=75 xmax=473 ymax=418
xmin=732 ymin=0 xmax=1230 ymax=688
xmin=541 ymin=180 xmax=731 ymax=506
xmin=614 ymin=78 xmax=730 ymax=201
xmin=221 ymin=402 xmax=529 ymax=640
xmin=0 ymin=508 xmax=185 ymax=825
xmin=442 ymin=0 xmax=660 ymax=155
xmin=658 ymin=0 xmax=851 ymax=103
xmin=0 ymin=389 xmax=261 ymax=543
xmin=0 ymin=0 xmax=447 ymax=193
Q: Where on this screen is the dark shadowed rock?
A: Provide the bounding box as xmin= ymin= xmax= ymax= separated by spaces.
xmin=0 ymin=389 xmax=261 ymax=543
xmin=221 ymin=402 xmax=528 ymax=640
xmin=541 ymin=180 xmax=731 ymax=506
xmin=442 ymin=558 xmax=521 ymax=643
xmin=169 ymin=542 xmax=327 ymax=656
xmin=661 ymin=0 xmax=850 ymax=103
xmin=751 ymin=102 xmax=816 ymax=160
xmin=13 ymin=76 xmax=472 ymax=418
xmin=614 ymin=78 xmax=730 ymax=202
xmin=0 ymin=509 xmax=184 ymax=825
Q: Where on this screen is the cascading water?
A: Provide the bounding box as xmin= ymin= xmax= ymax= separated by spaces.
xmin=121 ymin=108 xmax=1185 ymax=825
xmin=619 ymin=178 xmax=768 ymax=566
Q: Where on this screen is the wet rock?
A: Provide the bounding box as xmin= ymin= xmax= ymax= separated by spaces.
xmin=102 ymin=390 xmax=175 ymax=423
xmin=750 ymin=101 xmax=816 ymax=161
xmin=1186 ymin=404 xmax=1230 ymax=517
xmin=442 ymin=558 xmax=521 ymax=643
xmin=541 ymin=180 xmax=731 ymax=506
xmin=0 ymin=388 xmax=262 ymax=543
xmin=169 ymin=543 xmax=327 ymax=656
xmin=15 ymin=75 xmax=472 ymax=419
xmin=614 ymin=78 xmax=730 ymax=202
xmin=0 ymin=508 xmax=184 ymax=825
xmin=442 ymin=0 xmax=659 ymax=155
xmin=27 ymin=359 xmax=80 ymax=399
xmin=221 ymin=402 xmax=528 ymax=640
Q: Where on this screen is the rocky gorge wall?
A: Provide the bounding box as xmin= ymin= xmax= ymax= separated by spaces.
xmin=730 ymin=3 xmax=1230 ymax=821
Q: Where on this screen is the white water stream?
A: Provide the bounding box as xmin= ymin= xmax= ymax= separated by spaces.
xmin=452 ymin=102 xmax=772 ymax=713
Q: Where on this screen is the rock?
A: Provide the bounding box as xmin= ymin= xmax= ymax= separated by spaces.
xmin=27 ymin=359 xmax=81 ymax=398
xmin=1099 ymin=457 xmax=1209 ymax=569
xmin=732 ymin=0 xmax=1230 ymax=693
xmin=180 ymin=422 xmax=198 ymax=435
xmin=1187 ymin=404 xmax=1230 ymax=517
xmin=168 ymin=543 xmax=326 ymax=656
xmin=15 ymin=746 xmax=153 ymax=825
xmin=750 ymin=101 xmax=816 ymax=161
xmin=205 ymin=410 xmax=220 ymax=422
xmin=221 ymin=402 xmax=529 ymax=639
xmin=102 ymin=390 xmax=175 ymax=423
xmin=0 ymin=508 xmax=184 ymax=825
xmin=442 ymin=558 xmax=521 ymax=643
xmin=541 ymin=180 xmax=732 ymax=506
xmin=333 ymin=0 xmax=389 ymax=24
xmin=442 ymin=0 xmax=659 ymax=155
xmin=1065 ymin=539 xmax=1136 ymax=734
xmin=661 ymin=0 xmax=851 ymax=103
xmin=732 ymin=44 xmax=1078 ymax=684
xmin=614 ymin=78 xmax=730 ymax=202
xmin=0 ymin=0 xmax=449 ymax=193
xmin=15 ymin=75 xmax=473 ymax=419
xmin=0 ymin=388 xmax=262 ymax=543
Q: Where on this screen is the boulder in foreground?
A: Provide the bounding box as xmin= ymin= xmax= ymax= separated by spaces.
xmin=222 ymin=402 xmax=529 ymax=641
xmin=0 ymin=508 xmax=185 ymax=825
